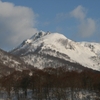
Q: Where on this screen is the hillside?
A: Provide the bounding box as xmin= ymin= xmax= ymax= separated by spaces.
xmin=10 ymin=31 xmax=100 ymax=71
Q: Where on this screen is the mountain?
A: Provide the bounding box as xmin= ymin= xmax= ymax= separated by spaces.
xmin=10 ymin=31 xmax=100 ymax=71
xmin=0 ymin=48 xmax=30 ymax=76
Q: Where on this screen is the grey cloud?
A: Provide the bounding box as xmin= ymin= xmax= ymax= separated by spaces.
xmin=79 ymin=18 xmax=96 ymax=38
xmin=70 ymin=5 xmax=96 ymax=38
xmin=70 ymin=5 xmax=86 ymax=20
xmin=0 ymin=1 xmax=38 ymax=50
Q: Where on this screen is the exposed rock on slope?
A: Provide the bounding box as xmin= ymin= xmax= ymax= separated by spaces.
xmin=10 ymin=31 xmax=100 ymax=71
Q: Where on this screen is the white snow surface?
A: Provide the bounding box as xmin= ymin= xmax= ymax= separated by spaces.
xmin=11 ymin=31 xmax=100 ymax=71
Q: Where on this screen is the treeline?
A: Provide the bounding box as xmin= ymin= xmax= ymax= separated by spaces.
xmin=0 ymin=67 xmax=100 ymax=100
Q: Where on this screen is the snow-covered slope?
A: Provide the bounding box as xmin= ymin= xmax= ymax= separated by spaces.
xmin=0 ymin=48 xmax=28 ymax=75
xmin=10 ymin=31 xmax=100 ymax=71
xmin=79 ymin=42 xmax=100 ymax=56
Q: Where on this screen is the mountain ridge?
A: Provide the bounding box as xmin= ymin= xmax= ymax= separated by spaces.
xmin=10 ymin=31 xmax=100 ymax=71
xmin=0 ymin=48 xmax=27 ymax=76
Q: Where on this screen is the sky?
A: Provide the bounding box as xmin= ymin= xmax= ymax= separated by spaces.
xmin=0 ymin=0 xmax=100 ymax=51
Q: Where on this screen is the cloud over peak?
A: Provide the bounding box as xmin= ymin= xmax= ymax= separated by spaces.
xmin=70 ymin=5 xmax=86 ymax=20
xmin=0 ymin=1 xmax=38 ymax=50
xmin=70 ymin=5 xmax=96 ymax=38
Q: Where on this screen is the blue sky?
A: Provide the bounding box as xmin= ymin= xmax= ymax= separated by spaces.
xmin=0 ymin=0 xmax=100 ymax=51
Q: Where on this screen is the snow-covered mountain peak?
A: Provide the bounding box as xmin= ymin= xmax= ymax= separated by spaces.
xmin=17 ymin=31 xmax=73 ymax=51
xmin=30 ymin=31 xmax=51 ymax=40
xmin=10 ymin=31 xmax=100 ymax=71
